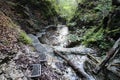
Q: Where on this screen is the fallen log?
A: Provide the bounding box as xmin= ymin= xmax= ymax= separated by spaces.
xmin=87 ymin=54 xmax=100 ymax=64
xmin=54 ymin=51 xmax=93 ymax=80
xmin=53 ymin=45 xmax=96 ymax=55
xmin=93 ymin=37 xmax=120 ymax=74
xmin=107 ymin=59 xmax=120 ymax=77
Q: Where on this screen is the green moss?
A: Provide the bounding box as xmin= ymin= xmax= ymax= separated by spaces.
xmin=82 ymin=27 xmax=104 ymax=46
xmin=19 ymin=31 xmax=32 ymax=45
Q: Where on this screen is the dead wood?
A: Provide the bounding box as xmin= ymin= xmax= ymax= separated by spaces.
xmin=53 ymin=46 xmax=96 ymax=55
xmin=87 ymin=54 xmax=100 ymax=64
xmin=93 ymin=37 xmax=120 ymax=74
xmin=54 ymin=51 xmax=92 ymax=80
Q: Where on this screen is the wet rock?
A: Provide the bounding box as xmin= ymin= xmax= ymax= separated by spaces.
xmin=28 ymin=34 xmax=98 ymax=80
xmin=55 ymin=62 xmax=66 ymax=71
xmin=62 ymin=67 xmax=78 ymax=80
xmin=28 ymin=34 xmax=40 ymax=45
xmin=28 ymin=34 xmax=48 ymax=54
xmin=28 ymin=34 xmax=79 ymax=80
xmin=38 ymin=24 xmax=69 ymax=47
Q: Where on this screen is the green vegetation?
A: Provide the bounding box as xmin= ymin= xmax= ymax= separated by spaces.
xmin=71 ymin=0 xmax=112 ymax=27
xmin=82 ymin=27 xmax=104 ymax=45
xmin=49 ymin=0 xmax=78 ymax=21
xmin=68 ymin=34 xmax=81 ymax=42
xmin=19 ymin=31 xmax=32 ymax=45
xmin=81 ymin=27 xmax=113 ymax=50
xmin=66 ymin=0 xmax=119 ymax=52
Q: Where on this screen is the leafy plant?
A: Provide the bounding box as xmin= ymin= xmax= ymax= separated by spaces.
xmin=82 ymin=27 xmax=104 ymax=46
xmin=94 ymin=0 xmax=112 ymax=17
xmin=68 ymin=28 xmax=86 ymax=43
xmin=68 ymin=34 xmax=81 ymax=42
xmin=19 ymin=31 xmax=32 ymax=45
